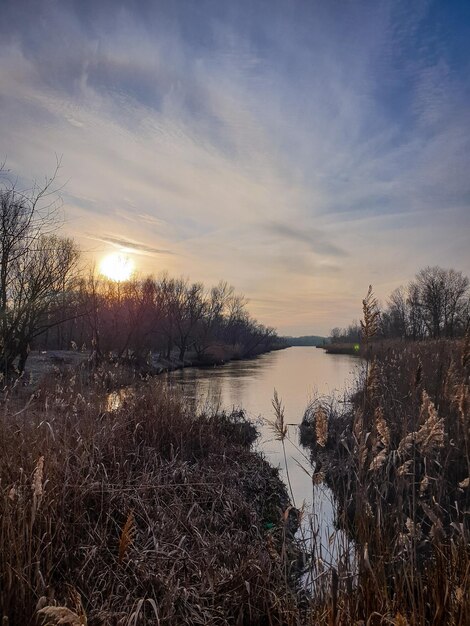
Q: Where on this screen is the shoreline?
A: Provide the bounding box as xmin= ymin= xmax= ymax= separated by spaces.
xmin=23 ymin=344 xmax=289 ymax=389
xmin=1 ymin=364 xmax=304 ymax=623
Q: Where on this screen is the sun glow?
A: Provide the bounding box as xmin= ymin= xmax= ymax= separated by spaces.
xmin=99 ymin=253 xmax=134 ymax=282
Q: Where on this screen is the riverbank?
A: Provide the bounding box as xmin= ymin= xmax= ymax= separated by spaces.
xmin=300 ymin=337 xmax=470 ymax=624
xmin=23 ymin=343 xmax=288 ymax=390
xmin=322 ymin=342 xmax=359 ymax=355
xmin=151 ymin=342 xmax=288 ymax=372
xmin=0 ymin=367 xmax=305 ymax=624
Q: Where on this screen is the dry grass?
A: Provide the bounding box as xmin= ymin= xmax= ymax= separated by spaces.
xmin=0 ymin=368 xmax=304 ymax=625
xmin=301 ymin=336 xmax=470 ymax=624
xmin=323 ymin=343 xmax=360 ymax=355
xmin=3 ymin=331 xmax=469 ymax=625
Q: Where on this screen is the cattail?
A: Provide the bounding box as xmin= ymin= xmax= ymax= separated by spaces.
xmin=315 ymin=405 xmax=328 ymax=447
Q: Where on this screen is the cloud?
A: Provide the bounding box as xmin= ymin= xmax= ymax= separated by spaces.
xmin=0 ymin=0 xmax=469 ymax=334
xmin=88 ymin=234 xmax=175 ymax=256
xmin=266 ymin=222 xmax=348 ymax=258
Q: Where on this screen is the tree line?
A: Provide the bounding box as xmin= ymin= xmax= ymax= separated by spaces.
xmin=0 ymin=166 xmax=281 ymax=378
xmin=330 ymin=266 xmax=469 ymax=343
xmin=42 ymin=274 xmax=281 ymax=366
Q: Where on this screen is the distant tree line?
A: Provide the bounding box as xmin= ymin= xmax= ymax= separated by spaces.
xmin=39 ymin=274 xmax=281 ymax=365
xmin=0 ymin=165 xmax=281 ymax=378
xmin=330 ymin=266 xmax=469 ymax=343
xmin=284 ymin=335 xmax=327 ymax=347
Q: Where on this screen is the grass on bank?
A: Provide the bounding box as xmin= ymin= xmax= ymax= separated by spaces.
xmin=2 ymin=331 xmax=469 ymax=625
xmin=301 ymin=335 xmax=470 ymax=625
xmin=0 ymin=367 xmax=304 ymax=625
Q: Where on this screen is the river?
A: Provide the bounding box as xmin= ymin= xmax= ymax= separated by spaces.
xmin=164 ymin=346 xmax=361 ymax=574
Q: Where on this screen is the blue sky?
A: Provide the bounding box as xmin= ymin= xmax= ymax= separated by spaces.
xmin=1 ymin=0 xmax=469 ymax=334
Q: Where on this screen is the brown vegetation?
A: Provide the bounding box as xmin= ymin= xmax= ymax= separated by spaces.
xmin=330 ymin=266 xmax=469 ymax=344
xmin=323 ymin=342 xmax=359 ymax=355
xmin=0 ymin=367 xmax=303 ymax=625
xmin=0 ymin=162 xmax=81 ymax=378
xmin=301 ymin=333 xmax=470 ymax=624
xmin=0 ymin=165 xmax=285 ymax=380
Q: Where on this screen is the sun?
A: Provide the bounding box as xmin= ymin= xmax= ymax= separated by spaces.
xmin=99 ymin=253 xmax=134 ymax=282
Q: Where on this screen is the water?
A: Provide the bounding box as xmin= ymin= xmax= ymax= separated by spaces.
xmin=165 ymin=346 xmax=360 ymax=573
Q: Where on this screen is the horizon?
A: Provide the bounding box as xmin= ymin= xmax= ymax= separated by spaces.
xmin=1 ymin=0 xmax=469 ymax=335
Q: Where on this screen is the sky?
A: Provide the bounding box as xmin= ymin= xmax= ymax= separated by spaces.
xmin=0 ymin=0 xmax=469 ymax=335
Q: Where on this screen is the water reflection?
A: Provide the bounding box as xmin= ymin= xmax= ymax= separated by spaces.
xmin=165 ymin=346 xmax=360 ymax=573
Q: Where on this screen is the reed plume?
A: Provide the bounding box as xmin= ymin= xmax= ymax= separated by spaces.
xmin=31 ymin=456 xmax=45 ymax=499
xmin=365 ymin=360 xmax=380 ymax=400
xmin=397 ymin=390 xmax=444 ymax=457
xmin=374 ymin=406 xmax=390 ymax=448
xmin=369 ymin=448 xmax=387 ymax=471
xmin=31 ymin=455 xmax=45 ymax=519
xmin=37 ymin=606 xmax=85 ymax=626
xmin=271 ymin=389 xmax=287 ymax=441
xmin=314 ymin=405 xmax=328 ymax=447
xmin=416 ymin=390 xmax=444 ymax=454
xmin=360 ymin=285 xmax=380 ymax=344
xmin=118 ymin=511 xmax=135 ymax=563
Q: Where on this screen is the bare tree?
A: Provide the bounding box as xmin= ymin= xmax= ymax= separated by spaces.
xmin=413 ymin=266 xmax=469 ymax=339
xmin=0 ymin=166 xmax=80 ymax=376
xmin=442 ymin=269 xmax=469 ymax=337
xmin=406 ymin=280 xmax=424 ymax=340
xmin=193 ymin=281 xmax=234 ymax=358
xmin=342 ymin=267 xmax=469 ymax=343
xmin=387 ymin=286 xmax=408 ymax=338
xmin=174 ymin=281 xmax=206 ymax=361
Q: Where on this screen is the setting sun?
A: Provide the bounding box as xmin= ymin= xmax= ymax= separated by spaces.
xmin=99 ymin=253 xmax=134 ymax=282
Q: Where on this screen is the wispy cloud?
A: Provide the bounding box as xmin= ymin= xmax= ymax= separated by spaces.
xmin=266 ymin=222 xmax=348 ymax=258
xmin=0 ymin=0 xmax=469 ymax=334
xmin=89 ymin=234 xmax=175 ymax=256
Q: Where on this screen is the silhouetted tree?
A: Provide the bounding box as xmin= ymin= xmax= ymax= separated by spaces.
xmin=0 ymin=166 xmax=80 ymax=376
xmin=330 ymin=266 xmax=469 ymax=343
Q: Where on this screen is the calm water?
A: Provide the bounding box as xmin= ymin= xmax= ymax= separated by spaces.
xmin=165 ymin=346 xmax=360 ymax=566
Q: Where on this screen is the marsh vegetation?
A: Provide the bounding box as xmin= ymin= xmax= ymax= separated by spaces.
xmin=300 ymin=293 xmax=470 ymax=624
xmin=1 ymin=167 xmax=469 ymax=624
